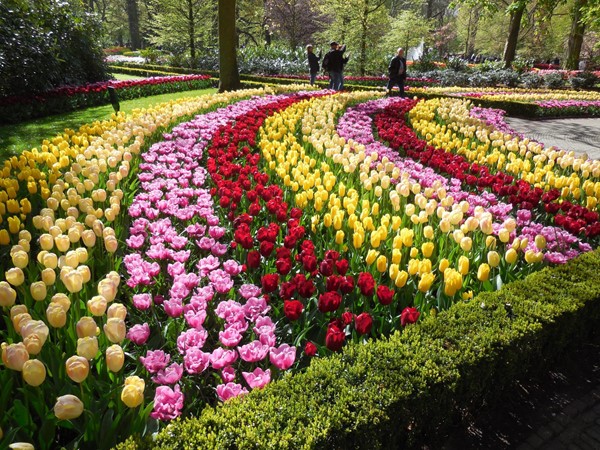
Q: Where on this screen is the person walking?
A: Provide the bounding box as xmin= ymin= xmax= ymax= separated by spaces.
xmin=387 ymin=47 xmax=407 ymax=97
xmin=306 ymin=44 xmax=321 ymax=86
xmin=323 ymin=41 xmax=346 ymax=91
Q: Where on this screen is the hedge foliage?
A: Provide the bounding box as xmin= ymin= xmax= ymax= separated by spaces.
xmin=115 ymin=249 xmax=600 ymax=450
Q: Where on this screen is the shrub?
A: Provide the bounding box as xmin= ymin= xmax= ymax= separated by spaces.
xmin=496 ymin=69 xmax=521 ymax=87
xmin=544 ymin=71 xmax=565 ymax=89
xmin=569 ymin=71 xmax=599 ymax=89
xmin=412 ymin=53 xmax=438 ymax=72
xmin=446 ymin=56 xmax=469 ymax=72
xmin=115 ymin=249 xmax=600 ymax=449
xmin=521 ymin=72 xmax=545 ymax=89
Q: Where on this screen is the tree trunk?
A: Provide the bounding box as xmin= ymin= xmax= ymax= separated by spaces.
xmin=502 ymin=2 xmax=526 ymax=69
xmin=219 ymin=0 xmax=241 ymax=92
xmin=466 ymin=8 xmax=480 ymax=58
xmin=360 ymin=4 xmax=368 ymax=76
xmin=126 ymin=0 xmax=141 ymax=50
xmin=565 ymin=0 xmax=587 ymax=70
xmin=426 ymin=0 xmax=434 ymax=19
xmin=188 ymin=0 xmax=196 ymax=64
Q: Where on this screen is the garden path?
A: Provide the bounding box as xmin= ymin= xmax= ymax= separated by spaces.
xmin=504 ymin=117 xmax=600 ymax=160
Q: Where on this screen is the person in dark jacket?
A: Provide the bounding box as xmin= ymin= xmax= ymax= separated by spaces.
xmin=323 ymin=41 xmax=346 ymax=91
xmin=387 ymin=47 xmax=407 ymax=97
xmin=306 ymin=44 xmax=321 ymax=86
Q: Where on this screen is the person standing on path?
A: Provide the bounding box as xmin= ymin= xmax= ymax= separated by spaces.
xmin=306 ymin=45 xmax=321 ymax=86
xmin=387 ymin=47 xmax=407 ymax=97
xmin=323 ymin=41 xmax=346 ymax=91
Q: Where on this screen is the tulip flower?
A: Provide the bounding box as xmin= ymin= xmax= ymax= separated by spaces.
xmin=5 ymin=268 xmax=25 ymax=286
xmin=76 ymin=317 xmax=99 ymax=338
xmin=0 ymin=281 xmax=17 ymax=307
xmin=121 ymin=376 xmax=145 ymax=408
xmin=505 ymin=248 xmax=518 ymax=264
xmin=77 ymin=336 xmax=99 ymax=360
xmin=65 ymin=355 xmax=90 ymax=383
xmin=46 ymin=303 xmax=67 ymax=328
xmin=22 ymin=359 xmax=46 ymax=386
xmin=104 ymin=318 xmax=126 ymax=343
xmin=87 ymin=295 xmax=108 ymax=316
xmin=54 ymin=394 xmax=84 ymax=420
xmin=2 ymin=342 xmax=29 ymax=370
xmin=487 ymin=251 xmax=501 ymax=268
xmin=30 ymin=281 xmax=47 ymax=302
xmin=477 ymin=263 xmax=491 ymax=282
xmin=106 ymin=344 xmax=125 ymax=372
xmin=458 ymin=256 xmax=470 ymax=276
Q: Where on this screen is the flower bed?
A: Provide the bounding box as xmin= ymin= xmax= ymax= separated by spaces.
xmin=410 ymin=86 xmax=600 ymax=117
xmin=0 ymin=88 xmax=598 ymax=449
xmin=0 ymin=75 xmax=214 ymax=124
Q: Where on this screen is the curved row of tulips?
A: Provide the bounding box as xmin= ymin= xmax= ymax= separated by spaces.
xmin=1 ymin=86 xmax=598 ymax=449
xmin=0 ymin=85 xmax=315 ymax=449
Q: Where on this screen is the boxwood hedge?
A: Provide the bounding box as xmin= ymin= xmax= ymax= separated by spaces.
xmin=115 ymin=249 xmax=600 ymax=449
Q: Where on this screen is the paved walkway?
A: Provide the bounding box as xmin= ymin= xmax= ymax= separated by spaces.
xmin=504 ymin=117 xmax=600 ymax=160
xmin=440 ymin=337 xmax=600 ymax=450
xmin=438 ymin=116 xmax=600 ymax=450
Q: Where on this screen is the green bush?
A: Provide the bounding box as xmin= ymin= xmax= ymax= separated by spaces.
xmin=115 ymin=250 xmax=600 ymax=450
xmin=544 ymin=71 xmax=565 ymax=89
xmin=569 ymin=71 xmax=599 ymax=90
xmin=0 ymin=0 xmax=107 ymax=97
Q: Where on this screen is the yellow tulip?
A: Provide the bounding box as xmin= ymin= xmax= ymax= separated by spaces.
xmin=477 ymin=263 xmax=490 ymax=282
xmin=51 ymin=293 xmax=71 ymax=312
xmin=418 ymin=273 xmax=435 ymax=293
xmin=5 ymin=267 xmax=25 ymax=286
xmin=11 ymin=250 xmax=28 ymax=269
xmin=77 ymin=336 xmax=99 ymax=360
xmin=22 ymin=359 xmax=46 ymax=387
xmin=0 ymin=281 xmax=17 ymax=307
xmin=76 ymin=317 xmax=99 ymax=338
xmin=106 ymin=344 xmax=125 ymax=372
xmin=104 ymin=318 xmax=126 ymax=343
xmin=505 ymin=248 xmax=518 ymax=264
xmin=458 ymin=256 xmax=469 ymax=275
xmin=121 ymin=376 xmax=145 ymax=408
xmin=2 ymin=342 xmax=29 ymax=371
xmin=54 ymin=394 xmax=84 ymax=420
xmin=87 ymin=295 xmax=108 ymax=317
xmin=365 ymin=249 xmax=378 ymax=266
xmin=30 ymin=281 xmax=47 ymax=302
xmin=439 ymin=258 xmax=450 ymax=273
xmin=487 ymin=251 xmax=500 ymax=268
xmin=459 ymin=237 xmax=472 ymax=252
xmin=376 ymin=255 xmax=388 ymax=273
xmin=65 ymin=355 xmax=89 ymax=383
xmin=394 ymin=270 xmax=408 ymax=288
xmin=46 ymin=303 xmax=67 ymax=328
xmin=534 ymin=234 xmax=546 ymax=250
xmin=107 ymin=303 xmax=127 ymax=320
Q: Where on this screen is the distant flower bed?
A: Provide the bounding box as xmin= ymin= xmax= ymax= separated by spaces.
xmin=0 ymin=75 xmax=213 ymax=123
xmin=105 ymin=55 xmax=147 ymax=65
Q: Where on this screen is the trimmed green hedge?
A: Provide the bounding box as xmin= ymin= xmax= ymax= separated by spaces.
xmin=115 ymin=249 xmax=600 ymax=449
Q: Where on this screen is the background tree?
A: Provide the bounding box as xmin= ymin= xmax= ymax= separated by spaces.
xmin=0 ymin=0 xmax=107 ymax=97
xmin=149 ymin=0 xmax=215 ymax=64
xmin=127 ymin=0 xmax=143 ymax=49
xmin=383 ymin=10 xmax=432 ymax=59
xmin=265 ymin=0 xmax=327 ymax=49
xmin=566 ymin=0 xmax=588 ymax=68
xmin=219 ymin=0 xmax=241 ymax=91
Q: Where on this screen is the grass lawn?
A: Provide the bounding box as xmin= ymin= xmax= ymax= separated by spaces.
xmin=111 ymin=73 xmax=146 ymax=80
xmin=0 ymin=87 xmax=218 ymax=159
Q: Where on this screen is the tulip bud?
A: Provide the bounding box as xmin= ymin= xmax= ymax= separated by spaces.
xmin=64 ymin=250 xmax=79 ymax=269
xmin=423 ymin=225 xmax=434 ymax=240
xmin=107 ymin=303 xmax=127 ymax=320
xmin=524 ymin=250 xmax=537 ymax=264
xmin=63 ymin=270 xmax=83 ymax=293
xmin=505 ymin=248 xmax=518 ymax=264
xmin=20 ymin=320 xmax=49 ymax=346
xmin=42 ymin=252 xmax=58 ymax=269
xmin=77 ymin=336 xmax=99 ymax=360
xmin=65 ymin=355 xmax=89 ymax=383
xmin=12 ymin=313 xmax=31 ymax=334
xmin=11 ymin=250 xmax=29 ymax=269
xmin=41 ymin=268 xmax=56 ymax=286
xmin=23 ymin=334 xmax=44 ymax=355
xmin=87 ymin=295 xmax=107 ymax=316
xmin=418 ymin=273 xmax=435 ymax=293
xmin=534 ymin=234 xmax=546 ymax=250
xmin=98 ymin=279 xmax=118 ymax=302
xmin=76 ymin=247 xmax=88 ymax=264
xmin=460 ymin=237 xmax=472 ymax=252
xmin=51 ymin=293 xmax=71 ymax=311
xmin=477 ymin=263 xmax=490 ymax=282
xmin=104 ymin=318 xmax=126 ymax=343
xmin=421 ymin=242 xmax=434 ymax=258
xmin=30 ymin=281 xmax=47 ymax=302
xmin=106 ymin=344 xmax=124 ymax=372
xmin=54 ymin=394 xmax=84 ymax=420
xmin=22 ymin=359 xmax=46 ymax=386
xmin=8 ymin=443 xmax=35 ymax=450
xmin=0 ymin=281 xmax=17 ymax=307
xmin=487 ymin=251 xmax=500 ymax=268
xmin=55 ymin=234 xmax=70 ymax=252
xmin=376 ymin=255 xmax=387 ymax=273
xmin=2 ymin=342 xmax=29 ymax=370
xmin=81 ymin=230 xmax=96 ymax=247
xmin=104 ymin=236 xmax=118 ymax=253
xmin=458 ymin=256 xmax=469 ymax=276
xmin=498 ymin=228 xmax=510 ymax=243
xmin=121 ymin=376 xmax=145 ymax=408
xmin=10 ymin=304 xmax=27 ymax=319
xmin=76 ymin=317 xmax=99 ymax=338
xmin=439 ymin=258 xmax=450 ymax=273
xmin=46 ymin=303 xmax=67 ymax=328
xmin=77 ymin=265 xmax=91 ymax=284
xmin=5 ymin=268 xmax=25 ymax=286
xmin=394 ymin=270 xmax=408 ymax=288
xmin=485 ymin=235 xmax=497 ymax=249
xmin=39 ymin=233 xmax=54 ymax=251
